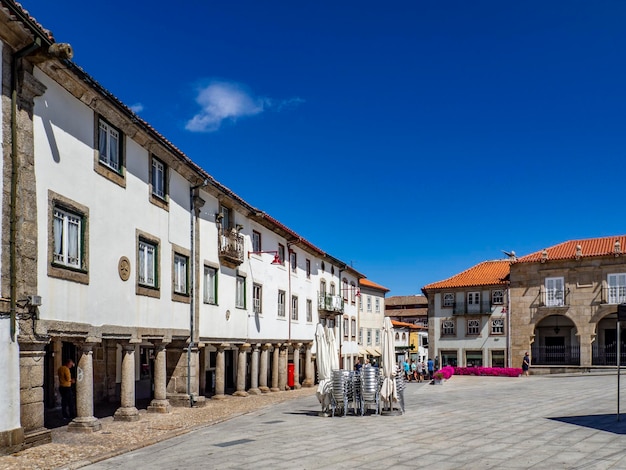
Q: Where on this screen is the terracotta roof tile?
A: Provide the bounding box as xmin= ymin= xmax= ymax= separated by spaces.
xmin=359 ymin=279 xmax=390 ymax=292
xmin=422 ymin=260 xmax=510 ymax=290
xmin=385 ymin=295 xmax=428 ymax=306
xmin=516 ymin=235 xmax=626 ymax=263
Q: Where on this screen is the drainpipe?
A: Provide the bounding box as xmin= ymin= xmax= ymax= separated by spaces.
xmin=338 ymin=266 xmax=344 ymax=368
xmin=9 ymin=37 xmax=73 ymax=341
xmin=188 ymin=179 xmax=208 ymax=407
xmin=507 ymin=287 xmax=511 ymax=368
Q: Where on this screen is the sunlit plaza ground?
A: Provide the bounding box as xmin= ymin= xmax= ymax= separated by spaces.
xmin=80 ymin=373 xmax=626 ymax=470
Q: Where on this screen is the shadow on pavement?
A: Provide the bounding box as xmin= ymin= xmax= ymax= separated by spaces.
xmin=549 ymin=414 xmax=626 ymax=434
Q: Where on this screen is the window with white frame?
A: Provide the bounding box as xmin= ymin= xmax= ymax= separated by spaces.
xmin=442 ymin=320 xmax=455 ymax=335
xmin=351 ymin=318 xmax=356 ymax=339
xmin=98 ymin=118 xmax=121 ymax=172
xmin=252 ymin=230 xmax=261 ymax=253
xmin=375 ymin=329 xmax=380 ymax=345
xmin=330 ymin=283 xmax=336 ymax=296
xmin=467 ymin=318 xmax=480 ymax=335
xmin=342 ymin=278 xmax=349 ymax=301
xmin=320 ymin=279 xmax=326 ymax=295
xmin=545 ymin=277 xmax=565 ymax=307
xmin=291 ymin=295 xmax=298 ymax=320
xmin=608 ymin=274 xmax=626 ymax=304
xmin=491 ymin=318 xmax=504 ymax=335
xmin=53 ymin=207 xmax=82 ymax=269
xmin=138 ymin=239 xmax=157 ymax=287
xmin=306 ymin=299 xmax=312 ymax=322
xmin=443 ymin=293 xmax=454 ymax=307
xmin=492 ymin=289 xmax=504 ymax=305
xmin=204 ymin=266 xmax=217 ymax=304
xmin=367 ymin=328 xmax=372 ymax=345
xmin=350 ymin=282 xmax=356 ymax=303
xmin=375 ymin=298 xmax=380 ymax=313
xmin=173 ymin=253 xmax=188 ymax=294
xmin=359 ymin=327 xmax=363 ymax=344
xmin=278 ymin=290 xmax=286 ymax=317
xmin=235 ymin=275 xmax=246 ymax=308
xmin=367 ymin=296 xmax=372 ymax=312
xmin=343 ymin=316 xmax=349 ymax=338
xmin=151 ymin=156 xmax=166 ymax=200
xmin=253 ymin=283 xmax=262 ymax=314
xmin=467 ymin=292 xmax=480 ymax=313
xmin=290 ymin=251 xmax=297 ymax=273
xmin=306 ymin=259 xmax=311 ymax=279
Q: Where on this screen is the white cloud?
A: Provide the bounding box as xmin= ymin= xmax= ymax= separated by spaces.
xmin=185 ymin=81 xmax=304 ymax=132
xmin=130 ymin=103 xmax=144 ymax=113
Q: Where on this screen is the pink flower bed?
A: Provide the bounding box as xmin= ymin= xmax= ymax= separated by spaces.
xmin=434 ymin=365 xmax=455 ymax=379
xmin=453 ymin=366 xmax=523 ymax=377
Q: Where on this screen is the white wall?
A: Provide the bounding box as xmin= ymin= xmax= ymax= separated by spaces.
xmin=33 ymin=69 xmax=190 ymax=330
xmin=0 ymin=322 xmax=21 ymax=433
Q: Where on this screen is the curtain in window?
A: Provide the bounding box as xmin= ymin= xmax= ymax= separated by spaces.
xmin=139 ymin=244 xmax=146 ymax=284
xmin=67 ymin=216 xmax=80 ymax=266
xmin=53 ymin=211 xmax=63 ymax=261
xmin=98 ymin=124 xmax=107 ymax=162
xmin=109 ymin=131 xmax=119 ymax=170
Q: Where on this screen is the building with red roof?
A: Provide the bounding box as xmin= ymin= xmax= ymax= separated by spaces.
xmin=422 ymin=260 xmax=511 ymax=369
xmin=510 ymin=235 xmax=626 ymax=372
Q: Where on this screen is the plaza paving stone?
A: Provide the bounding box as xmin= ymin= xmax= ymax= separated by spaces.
xmin=79 ymin=373 xmax=626 ymax=469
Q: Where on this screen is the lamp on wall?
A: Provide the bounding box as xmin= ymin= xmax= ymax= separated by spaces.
xmin=553 ymin=316 xmax=560 ymax=335
xmin=248 ymin=250 xmax=282 ymax=265
xmin=541 ymin=249 xmax=548 ymax=263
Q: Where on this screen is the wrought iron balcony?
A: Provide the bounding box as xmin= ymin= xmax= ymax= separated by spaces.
xmin=601 ymin=286 xmax=626 ymax=305
xmin=453 ymin=300 xmax=492 ymax=315
xmin=218 ymin=230 xmax=244 ymax=268
xmin=539 ymin=289 xmax=569 ymax=308
xmin=318 ymin=293 xmax=343 ymax=313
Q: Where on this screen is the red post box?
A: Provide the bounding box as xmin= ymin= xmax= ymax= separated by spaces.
xmin=287 ymin=363 xmax=295 ymax=388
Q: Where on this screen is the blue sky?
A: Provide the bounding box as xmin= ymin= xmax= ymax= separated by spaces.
xmin=27 ymin=1 xmax=626 ymax=295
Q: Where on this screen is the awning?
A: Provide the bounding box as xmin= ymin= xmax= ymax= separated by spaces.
xmin=358 ymin=347 xmax=368 ymax=357
xmin=369 ymin=347 xmax=381 ymax=357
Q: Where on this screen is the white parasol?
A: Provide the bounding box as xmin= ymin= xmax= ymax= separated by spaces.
xmin=315 ymin=324 xmax=332 ymax=413
xmin=326 ymin=326 xmax=339 ymax=372
xmin=380 ymin=317 xmax=397 ymax=409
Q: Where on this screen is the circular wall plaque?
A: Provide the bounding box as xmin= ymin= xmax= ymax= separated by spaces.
xmin=118 ymin=256 xmax=131 ymax=281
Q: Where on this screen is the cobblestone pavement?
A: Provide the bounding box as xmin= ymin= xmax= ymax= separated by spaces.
xmin=5 ymin=374 xmax=626 ymax=469
xmin=0 ymin=387 xmax=317 ymax=470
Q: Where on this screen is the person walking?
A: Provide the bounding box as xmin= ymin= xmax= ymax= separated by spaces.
xmin=427 ymin=358 xmax=434 ymax=380
xmin=522 ymin=352 xmax=530 ymax=376
xmin=416 ymin=360 xmax=424 ymax=382
xmin=58 ymin=358 xmax=76 ymax=420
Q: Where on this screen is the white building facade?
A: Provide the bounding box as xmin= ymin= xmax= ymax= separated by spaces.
xmin=0 ymin=1 xmax=364 ymax=453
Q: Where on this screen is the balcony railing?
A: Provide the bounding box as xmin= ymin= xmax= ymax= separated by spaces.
xmin=453 ymin=300 xmax=491 ymax=315
xmin=218 ymin=230 xmax=244 ymax=268
xmin=602 ymin=286 xmax=626 ymax=305
xmin=592 ymin=343 xmax=626 ymax=365
xmin=531 ymin=345 xmax=580 ymax=365
xmin=318 ymin=294 xmax=343 ymax=313
xmin=540 ymin=289 xmax=569 ymax=308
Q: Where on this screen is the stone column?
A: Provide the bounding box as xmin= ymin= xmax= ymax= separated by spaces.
xmin=248 ymin=344 xmax=261 ymax=395
xmin=114 ymin=342 xmax=140 ymax=421
xmin=17 ymin=339 xmax=49 ymax=447
xmin=303 ymin=342 xmax=314 ymax=387
xmin=233 ymin=344 xmax=249 ymax=397
xmin=68 ymin=341 xmax=102 ymax=432
xmin=293 ymin=343 xmax=302 ymax=389
xmin=148 ymin=341 xmax=171 ymax=413
xmin=213 ymin=344 xmax=227 ymax=400
xmin=259 ymin=343 xmax=271 ymax=393
xmin=278 ymin=344 xmax=288 ymax=391
xmin=270 ymin=344 xmax=280 ymax=392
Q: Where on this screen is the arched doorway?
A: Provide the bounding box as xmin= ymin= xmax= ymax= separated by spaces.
xmin=593 ymin=312 xmax=624 ymax=365
xmin=531 ymin=315 xmax=579 ymax=365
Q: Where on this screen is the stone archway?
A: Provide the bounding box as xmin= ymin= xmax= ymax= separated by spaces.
xmin=592 ymin=309 xmax=622 ymax=365
xmin=531 ymin=314 xmax=580 ymax=365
